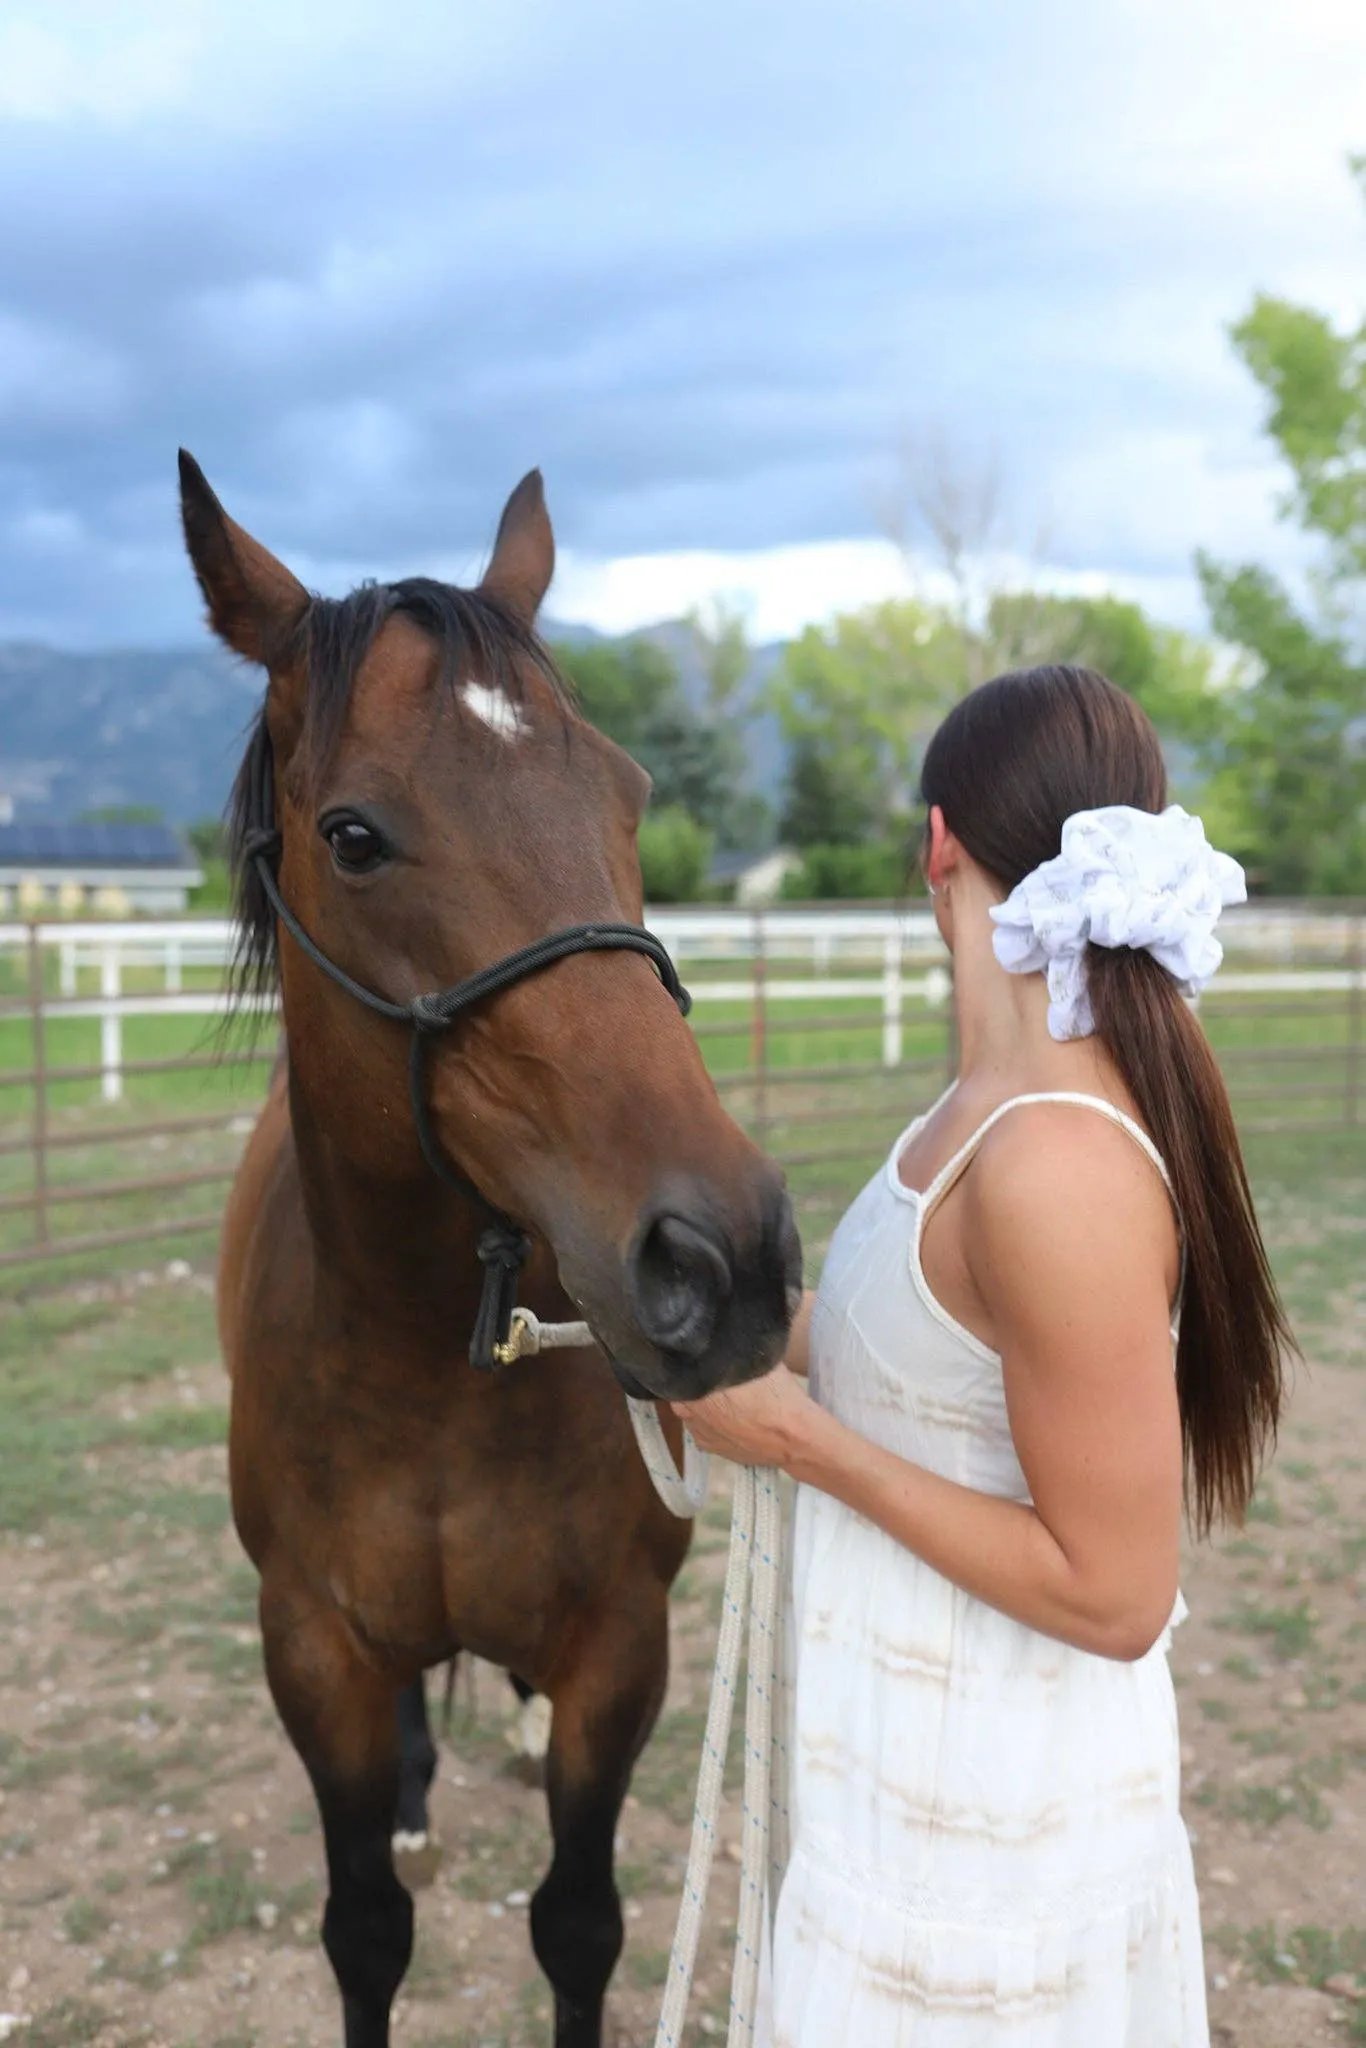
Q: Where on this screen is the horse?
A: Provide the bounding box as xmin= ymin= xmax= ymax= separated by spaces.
xmin=179 ymin=451 xmax=801 ymax=2048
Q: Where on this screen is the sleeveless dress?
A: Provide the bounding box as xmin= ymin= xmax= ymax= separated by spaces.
xmin=763 ymin=1092 xmax=1209 ymax=2047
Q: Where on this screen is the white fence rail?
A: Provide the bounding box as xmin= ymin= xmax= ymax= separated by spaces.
xmin=1 ymin=904 xmax=1361 ymax=1103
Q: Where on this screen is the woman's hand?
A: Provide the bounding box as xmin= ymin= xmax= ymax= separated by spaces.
xmin=669 ymin=1362 xmax=815 ymax=1471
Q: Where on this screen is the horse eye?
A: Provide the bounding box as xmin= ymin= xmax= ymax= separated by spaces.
xmin=324 ymin=817 xmax=386 ymax=873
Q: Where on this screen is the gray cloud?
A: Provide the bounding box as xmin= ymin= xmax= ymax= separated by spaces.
xmin=1 ymin=0 xmax=1363 ymax=643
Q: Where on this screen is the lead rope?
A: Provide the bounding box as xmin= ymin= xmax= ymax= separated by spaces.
xmin=498 ymin=1309 xmax=786 ymax=2048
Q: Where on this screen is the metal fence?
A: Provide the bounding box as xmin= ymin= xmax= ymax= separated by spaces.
xmin=0 ymin=900 xmax=1359 ymax=1284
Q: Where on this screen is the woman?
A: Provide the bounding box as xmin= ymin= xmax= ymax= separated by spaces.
xmin=673 ymin=666 xmax=1289 ymax=2045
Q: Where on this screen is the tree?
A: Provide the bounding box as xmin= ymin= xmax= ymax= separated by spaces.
xmin=986 ymin=593 xmax=1220 ymax=747
xmin=769 ymin=587 xmax=1220 ymax=854
xmin=779 ymin=737 xmax=882 ymax=849
xmin=878 ymin=428 xmax=1007 ymax=691
xmin=632 ymin=700 xmax=737 ymax=832
xmin=187 ymin=819 xmax=228 ymax=863
xmin=636 ymin=805 xmax=713 ymax=903
xmin=780 ymin=840 xmax=910 ymax=901
xmin=78 ymin=804 xmax=165 ymax=825
xmin=1195 ymin=157 xmax=1366 ymax=892
xmin=553 ymin=631 xmax=768 ymax=853
xmin=769 ymin=599 xmax=968 ymax=841
xmin=552 ymin=636 xmax=676 ymax=753
xmin=688 ymin=596 xmax=753 ymax=717
xmin=1198 ymin=565 xmax=1366 ymax=891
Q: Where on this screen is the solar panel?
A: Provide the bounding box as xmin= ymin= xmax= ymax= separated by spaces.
xmin=0 ymin=823 xmax=195 ymax=867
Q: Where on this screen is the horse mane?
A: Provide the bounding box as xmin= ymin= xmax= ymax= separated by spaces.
xmin=226 ymin=578 xmax=572 ymax=1011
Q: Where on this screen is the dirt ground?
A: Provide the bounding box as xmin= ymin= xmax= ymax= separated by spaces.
xmin=2 ymin=1262 xmax=1366 ymax=2047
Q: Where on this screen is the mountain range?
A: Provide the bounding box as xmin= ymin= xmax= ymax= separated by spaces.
xmin=0 ymin=622 xmax=789 ymax=828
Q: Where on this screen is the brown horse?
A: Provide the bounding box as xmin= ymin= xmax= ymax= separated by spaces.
xmin=180 ymin=452 xmax=800 ymax=2048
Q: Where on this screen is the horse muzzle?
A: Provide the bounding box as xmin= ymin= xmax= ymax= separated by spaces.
xmin=598 ymin=1172 xmax=802 ymax=1402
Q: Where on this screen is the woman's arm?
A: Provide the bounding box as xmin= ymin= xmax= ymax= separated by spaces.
xmin=673 ymin=1111 xmax=1183 ymax=1661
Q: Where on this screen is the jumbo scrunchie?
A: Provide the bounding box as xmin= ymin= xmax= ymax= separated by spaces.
xmin=989 ymin=804 xmax=1247 ymax=1041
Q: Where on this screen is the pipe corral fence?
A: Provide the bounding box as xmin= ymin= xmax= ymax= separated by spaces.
xmin=0 ymin=899 xmax=1359 ymax=1286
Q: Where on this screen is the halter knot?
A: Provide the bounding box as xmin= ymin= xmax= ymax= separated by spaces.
xmin=476 ymin=1222 xmax=533 ymax=1273
xmin=243 ymin=828 xmax=283 ymax=867
xmin=410 ymin=991 xmax=452 ymax=1034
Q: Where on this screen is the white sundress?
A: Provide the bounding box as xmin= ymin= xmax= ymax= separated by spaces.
xmin=764 ymin=1091 xmax=1209 ymax=2047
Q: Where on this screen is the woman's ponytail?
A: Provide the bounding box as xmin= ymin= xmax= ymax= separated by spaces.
xmin=1087 ymin=946 xmax=1287 ymax=1532
xmin=921 ymin=663 xmax=1289 ymax=1531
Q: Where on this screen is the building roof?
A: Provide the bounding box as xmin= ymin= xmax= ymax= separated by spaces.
xmin=0 ymin=823 xmax=197 ymax=870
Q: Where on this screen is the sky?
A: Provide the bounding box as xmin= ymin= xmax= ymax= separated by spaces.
xmin=0 ymin=0 xmax=1363 ymax=649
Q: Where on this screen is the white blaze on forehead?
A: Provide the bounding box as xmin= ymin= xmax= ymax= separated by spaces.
xmin=460 ymin=678 xmax=529 ymax=740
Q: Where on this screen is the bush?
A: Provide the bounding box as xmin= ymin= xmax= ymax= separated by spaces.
xmin=189 ymin=856 xmax=232 ymax=912
xmin=780 ymin=841 xmax=911 ymax=901
xmin=637 ymin=806 xmax=714 ymax=904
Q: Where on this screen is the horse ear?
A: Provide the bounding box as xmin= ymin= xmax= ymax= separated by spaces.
xmin=178 ymin=450 xmax=309 ymax=665
xmin=479 ymin=469 xmax=555 ymax=620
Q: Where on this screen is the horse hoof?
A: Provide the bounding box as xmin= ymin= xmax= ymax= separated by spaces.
xmin=392 ymin=1829 xmax=442 ymax=1889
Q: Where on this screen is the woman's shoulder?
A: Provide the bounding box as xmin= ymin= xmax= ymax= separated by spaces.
xmin=965 ymin=1095 xmax=1175 ymax=1254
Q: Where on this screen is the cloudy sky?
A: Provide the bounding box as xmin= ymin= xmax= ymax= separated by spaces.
xmin=1 ymin=0 xmax=1363 ymax=648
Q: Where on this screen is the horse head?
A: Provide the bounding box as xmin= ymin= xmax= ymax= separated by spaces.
xmin=180 ymin=452 xmax=801 ymax=1400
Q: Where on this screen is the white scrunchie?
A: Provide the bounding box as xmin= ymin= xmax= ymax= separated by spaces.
xmin=989 ymin=804 xmax=1247 ymax=1042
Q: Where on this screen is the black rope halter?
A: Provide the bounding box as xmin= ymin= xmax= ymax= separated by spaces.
xmin=241 ymin=826 xmax=690 ymax=1371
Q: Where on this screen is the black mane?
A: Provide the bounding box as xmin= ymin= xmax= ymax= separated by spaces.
xmin=226 ymin=579 xmax=570 ymax=1006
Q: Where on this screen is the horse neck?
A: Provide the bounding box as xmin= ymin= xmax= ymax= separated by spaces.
xmin=286 ymin=1063 xmax=491 ymax=1356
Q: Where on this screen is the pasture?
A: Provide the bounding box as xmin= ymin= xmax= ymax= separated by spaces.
xmin=0 ymin=929 xmax=1363 ymax=2046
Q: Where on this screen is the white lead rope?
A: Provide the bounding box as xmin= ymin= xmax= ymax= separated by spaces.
xmin=497 ymin=1309 xmax=787 ymax=2048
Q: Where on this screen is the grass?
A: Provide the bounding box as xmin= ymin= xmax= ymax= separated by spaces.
xmin=25 ymin=2000 xmax=110 ymax=2047
xmin=1218 ymin=1597 xmax=1320 ymax=1661
xmin=0 ymin=1284 xmax=222 ymax=1534
xmin=63 ymin=1895 xmax=112 ymax=1944
xmin=1240 ymin=1918 xmax=1366 ymax=1988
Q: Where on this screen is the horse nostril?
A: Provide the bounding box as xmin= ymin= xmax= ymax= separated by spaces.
xmin=629 ymin=1212 xmax=733 ymax=1361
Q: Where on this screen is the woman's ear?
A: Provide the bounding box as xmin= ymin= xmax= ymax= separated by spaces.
xmin=926 ymin=805 xmax=954 ymax=891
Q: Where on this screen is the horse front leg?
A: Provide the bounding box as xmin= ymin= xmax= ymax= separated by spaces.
xmin=261 ymin=1578 xmax=412 ymax=2048
xmin=532 ymin=1595 xmax=670 ymax=2048
xmin=391 ymin=1672 xmax=445 ymax=1891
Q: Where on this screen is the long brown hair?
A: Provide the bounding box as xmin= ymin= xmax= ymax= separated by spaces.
xmin=920 ymin=664 xmax=1289 ymax=1534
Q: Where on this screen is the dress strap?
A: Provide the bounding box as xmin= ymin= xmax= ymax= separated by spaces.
xmin=921 ymin=1091 xmax=1176 ymax=1218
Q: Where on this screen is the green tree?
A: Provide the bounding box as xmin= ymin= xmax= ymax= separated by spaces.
xmin=688 ymin=596 xmax=752 ymax=716
xmin=636 ymin=805 xmax=713 ymax=903
xmin=986 ymin=593 xmax=1219 ymax=745
xmin=552 ymin=636 xmax=676 ymax=752
xmin=770 ymin=590 xmax=1220 ymax=853
xmin=186 ymin=818 xmax=232 ymax=911
xmin=1198 ymin=566 xmax=1366 ymax=891
xmin=779 ymin=840 xmax=910 ymax=901
xmin=769 ymin=599 xmax=968 ymax=840
xmin=187 ymin=819 xmax=228 ymax=863
xmin=779 ymin=736 xmax=883 ymax=848
xmin=78 ymin=804 xmax=165 ymax=825
xmin=555 ymin=631 xmax=768 ymax=852
xmin=1196 ymin=157 xmax=1366 ymax=892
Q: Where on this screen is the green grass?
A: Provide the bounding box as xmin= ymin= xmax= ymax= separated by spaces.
xmin=0 ymin=1286 xmax=220 ymax=1532
xmin=1217 ymin=1597 xmax=1320 ymax=1660
xmin=24 ymin=2000 xmax=110 ymax=2047
xmin=1240 ymin=1919 xmax=1366 ymax=1988
xmin=62 ymin=1895 xmax=112 ymax=1945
